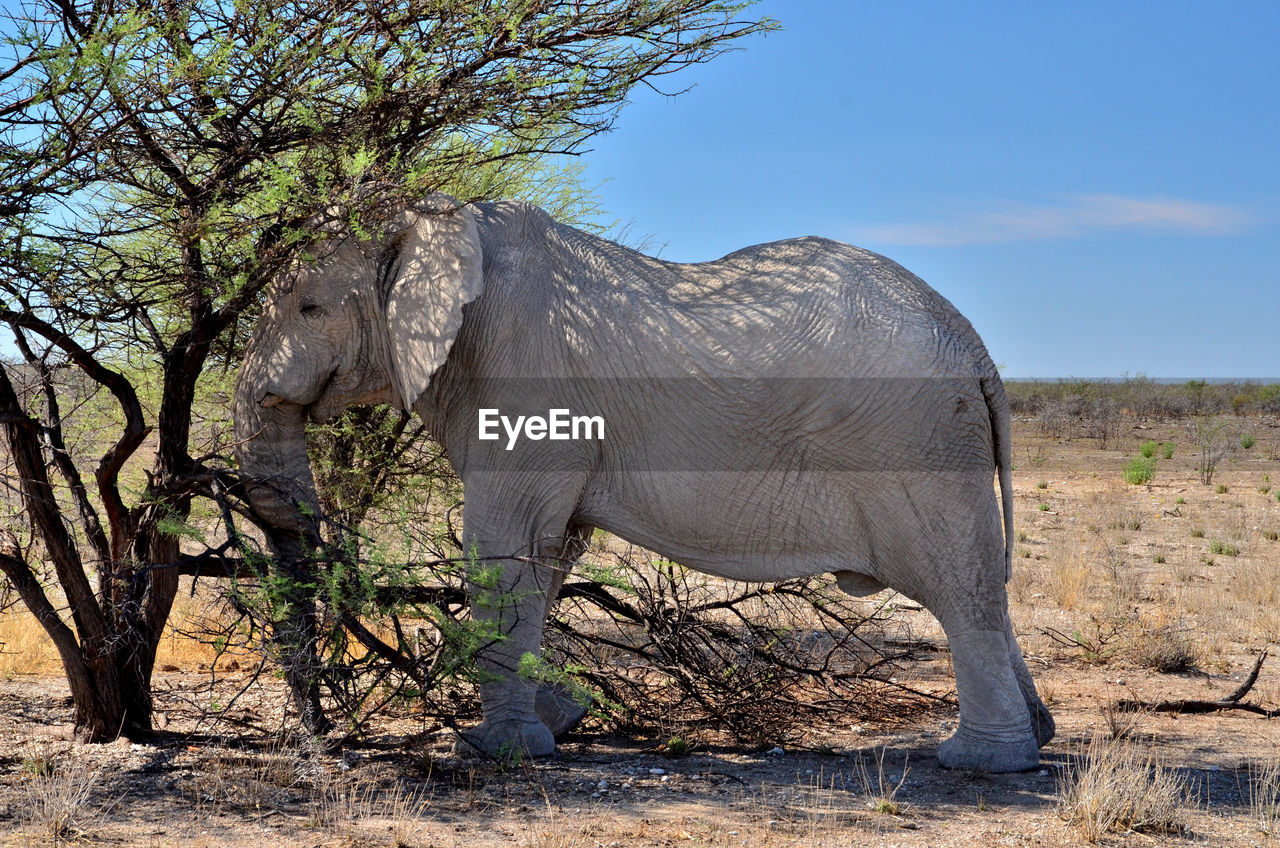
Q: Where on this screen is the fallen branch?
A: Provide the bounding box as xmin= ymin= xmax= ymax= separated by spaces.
xmin=1115 ymin=649 xmax=1279 ymax=717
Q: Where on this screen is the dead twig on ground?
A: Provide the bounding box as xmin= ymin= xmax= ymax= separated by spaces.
xmin=1114 ymin=649 xmax=1279 ymax=717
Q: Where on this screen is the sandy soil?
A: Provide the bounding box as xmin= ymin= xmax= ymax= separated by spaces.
xmin=2 ymin=419 xmax=1279 ymax=847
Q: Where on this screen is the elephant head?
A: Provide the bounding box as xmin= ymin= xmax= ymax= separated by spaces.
xmin=233 ymin=196 xmax=485 ymax=532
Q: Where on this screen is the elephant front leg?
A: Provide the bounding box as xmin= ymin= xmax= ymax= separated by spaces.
xmin=456 ymin=536 xmax=570 ymax=759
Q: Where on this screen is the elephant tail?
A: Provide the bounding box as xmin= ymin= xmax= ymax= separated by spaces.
xmin=981 ymin=372 xmax=1015 ymax=581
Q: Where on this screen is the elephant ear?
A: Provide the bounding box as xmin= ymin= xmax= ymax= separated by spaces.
xmin=382 ymin=199 xmax=484 ymax=410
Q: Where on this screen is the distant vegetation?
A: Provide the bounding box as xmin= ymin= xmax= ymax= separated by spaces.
xmin=1006 ymin=377 xmax=1280 ymax=421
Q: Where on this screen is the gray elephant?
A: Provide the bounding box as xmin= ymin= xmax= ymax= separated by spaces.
xmin=233 ymin=195 xmax=1054 ymax=773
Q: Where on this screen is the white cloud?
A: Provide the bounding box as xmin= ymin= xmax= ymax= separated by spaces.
xmin=859 ymin=195 xmax=1253 ymax=246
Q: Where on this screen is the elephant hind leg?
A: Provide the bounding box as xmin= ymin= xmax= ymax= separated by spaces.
xmin=916 ymin=557 xmax=1041 ymax=771
xmin=935 ymin=621 xmax=1040 ymax=773
xmin=873 ymin=477 xmax=1042 ymax=772
xmin=1009 ymin=623 xmax=1055 ymax=747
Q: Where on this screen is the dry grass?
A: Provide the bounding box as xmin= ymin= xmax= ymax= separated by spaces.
xmin=1096 ymin=697 xmax=1150 ymax=742
xmin=309 ymin=771 xmax=433 ymax=844
xmin=184 ymin=740 xmax=305 ymax=814
xmin=1233 ymin=556 xmax=1280 ymax=607
xmin=0 ymin=608 xmax=61 ymax=676
xmin=15 ymin=751 xmax=107 ymax=843
xmin=857 ymin=747 xmax=909 ymax=817
xmin=1045 ymin=542 xmax=1094 ymax=610
xmin=0 ymin=581 xmax=228 ymax=678
xmin=1249 ymin=757 xmax=1280 ymax=840
xmin=1057 ymin=733 xmax=1193 ymax=842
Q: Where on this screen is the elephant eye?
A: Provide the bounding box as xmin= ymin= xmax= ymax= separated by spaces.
xmin=299 ymin=301 xmax=325 ymax=318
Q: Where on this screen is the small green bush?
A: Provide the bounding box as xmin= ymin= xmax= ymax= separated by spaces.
xmin=1215 ymin=484 xmax=1228 ymax=494
xmin=1123 ymin=457 xmax=1157 ymax=485
xmin=1175 ymin=497 xmax=1185 ymax=504
xmin=1039 ymin=503 xmax=1051 ymax=512
xmin=1209 ymin=540 xmax=1240 ymax=557
xmin=1140 ymin=440 xmax=1158 ymax=459
xmin=1037 ymin=480 xmax=1049 ymax=490
xmin=662 ymin=736 xmax=689 ymax=756
xmin=1241 ymin=433 xmax=1257 ymax=450
xmin=1162 ymin=443 xmax=1174 ymax=460
xmin=1190 ymin=528 xmax=1205 ymax=538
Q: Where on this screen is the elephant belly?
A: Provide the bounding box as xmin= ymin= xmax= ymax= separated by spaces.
xmin=580 ymin=470 xmax=879 ymax=582
xmin=579 ymin=466 xmax=1002 ymax=589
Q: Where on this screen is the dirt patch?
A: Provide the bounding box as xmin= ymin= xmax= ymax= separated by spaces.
xmin=2 ymin=419 xmax=1279 ymax=846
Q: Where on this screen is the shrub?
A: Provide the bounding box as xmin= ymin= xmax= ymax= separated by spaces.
xmin=1057 ymin=734 xmax=1191 ymax=841
xmin=1087 ymin=398 xmax=1122 ymax=449
xmin=1190 ymin=528 xmax=1205 ymax=538
xmin=1209 ymin=540 xmax=1240 ymax=557
xmin=1038 ymin=401 xmax=1075 ymax=440
xmin=1123 ymin=457 xmax=1157 ymax=485
xmin=1190 ymin=415 xmax=1232 ymax=486
xmin=1139 ymin=440 xmax=1158 ymax=458
xmin=1132 ymin=624 xmax=1197 ymax=673
xmin=1242 ymin=433 xmax=1257 ymax=449
xmin=1042 ymin=614 xmax=1130 ymax=664
xmin=1215 ymin=484 xmax=1228 ymax=494
xmin=1162 ymin=443 xmax=1174 ymax=460
xmin=661 ymin=736 xmax=690 ymax=756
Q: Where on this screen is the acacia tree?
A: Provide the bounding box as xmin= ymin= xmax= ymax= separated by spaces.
xmin=0 ymin=0 xmax=771 ymax=741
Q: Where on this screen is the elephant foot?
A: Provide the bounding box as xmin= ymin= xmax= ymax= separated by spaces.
xmin=455 ymin=717 xmax=555 ymax=760
xmin=535 ymin=684 xmax=590 ymax=737
xmin=937 ymin=727 xmax=1040 ymax=773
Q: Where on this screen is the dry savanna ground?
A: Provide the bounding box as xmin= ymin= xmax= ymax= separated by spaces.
xmin=1 ymin=417 xmax=1279 ymax=847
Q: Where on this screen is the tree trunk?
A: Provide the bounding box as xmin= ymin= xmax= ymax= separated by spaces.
xmin=0 ymin=365 xmax=132 ymax=741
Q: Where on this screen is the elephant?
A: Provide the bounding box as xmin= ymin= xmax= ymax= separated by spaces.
xmin=233 ymin=194 xmax=1055 ymax=773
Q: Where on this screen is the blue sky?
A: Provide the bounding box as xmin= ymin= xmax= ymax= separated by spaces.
xmin=583 ymin=2 xmax=1279 ymax=378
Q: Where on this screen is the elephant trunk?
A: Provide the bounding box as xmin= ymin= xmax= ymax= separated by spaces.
xmin=232 ymin=357 xmax=333 ymax=735
xmin=232 ymin=376 xmax=321 ymax=541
